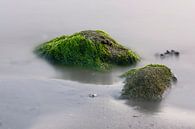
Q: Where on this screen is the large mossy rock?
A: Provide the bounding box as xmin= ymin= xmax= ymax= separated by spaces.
xmin=35 ymin=30 xmax=140 ymax=71
xmin=121 ymin=64 xmax=176 ymax=100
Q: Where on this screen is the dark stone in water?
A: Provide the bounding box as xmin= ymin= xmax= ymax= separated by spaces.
xmin=160 ymin=54 xmax=164 ymax=57
xmin=165 ymin=50 xmax=170 ymax=54
xmin=172 ymin=76 xmax=178 ymax=82
xmin=158 ymin=49 xmax=180 ymax=59
xmin=89 ymin=94 xmax=97 ymax=98
xmin=174 ymin=51 xmax=180 ymax=56
xmin=171 ymin=50 xmax=175 ymax=53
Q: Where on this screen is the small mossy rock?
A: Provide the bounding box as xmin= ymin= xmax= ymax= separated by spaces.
xmin=35 ymin=30 xmax=140 ymax=71
xmin=121 ymin=64 xmax=176 ymax=101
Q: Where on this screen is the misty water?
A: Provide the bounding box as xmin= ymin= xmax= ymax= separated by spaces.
xmin=0 ymin=0 xmax=195 ymax=129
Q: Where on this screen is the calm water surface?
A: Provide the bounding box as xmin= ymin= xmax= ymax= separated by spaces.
xmin=0 ymin=0 xmax=195 ymax=128
xmin=1 ymin=0 xmax=195 ymax=82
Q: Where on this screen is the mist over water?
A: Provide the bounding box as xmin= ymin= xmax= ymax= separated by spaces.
xmin=0 ymin=0 xmax=195 ymax=128
xmin=1 ymin=0 xmax=195 ymax=81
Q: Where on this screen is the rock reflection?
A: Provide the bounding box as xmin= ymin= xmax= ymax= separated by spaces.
xmin=52 ymin=64 xmax=124 ymax=85
xmin=125 ymin=99 xmax=162 ymax=114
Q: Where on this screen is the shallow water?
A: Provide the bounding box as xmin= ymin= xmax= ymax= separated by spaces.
xmin=0 ymin=0 xmax=195 ymax=128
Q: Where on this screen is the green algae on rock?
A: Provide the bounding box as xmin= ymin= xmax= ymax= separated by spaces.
xmin=121 ymin=64 xmax=176 ymax=100
xmin=35 ymin=30 xmax=140 ymax=71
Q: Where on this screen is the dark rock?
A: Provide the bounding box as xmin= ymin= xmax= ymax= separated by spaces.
xmin=172 ymin=75 xmax=178 ymax=82
xmin=160 ymin=54 xmax=164 ymax=57
xmin=132 ymin=115 xmax=140 ymax=117
xmin=158 ymin=50 xmax=180 ymax=59
xmin=89 ymin=94 xmax=97 ymax=98
xmin=171 ymin=50 xmax=175 ymax=53
xmin=165 ymin=50 xmax=170 ymax=54
xmin=174 ymin=51 xmax=180 ymax=56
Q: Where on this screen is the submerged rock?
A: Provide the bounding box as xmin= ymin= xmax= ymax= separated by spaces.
xmin=121 ymin=64 xmax=176 ymax=101
xmin=35 ymin=30 xmax=140 ymax=71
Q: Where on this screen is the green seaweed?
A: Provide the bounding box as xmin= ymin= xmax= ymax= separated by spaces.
xmin=121 ymin=64 xmax=175 ymax=101
xmin=35 ymin=30 xmax=140 ymax=71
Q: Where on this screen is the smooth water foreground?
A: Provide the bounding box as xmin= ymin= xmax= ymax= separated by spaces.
xmin=0 ymin=0 xmax=195 ymax=129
